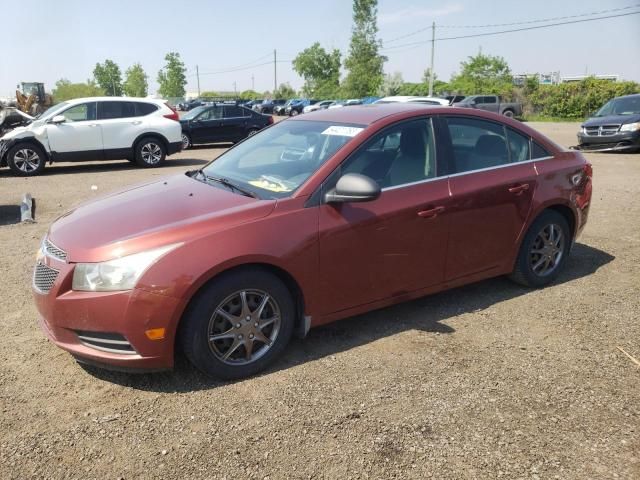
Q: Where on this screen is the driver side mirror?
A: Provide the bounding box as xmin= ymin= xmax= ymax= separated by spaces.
xmin=325 ymin=173 xmax=381 ymax=203
xmin=49 ymin=115 xmax=66 ymax=124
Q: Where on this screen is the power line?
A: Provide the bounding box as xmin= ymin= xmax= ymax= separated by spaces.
xmin=381 ymin=11 xmax=640 ymax=51
xmin=383 ymin=4 xmax=640 ymax=45
xmin=187 ymin=52 xmax=273 ymax=77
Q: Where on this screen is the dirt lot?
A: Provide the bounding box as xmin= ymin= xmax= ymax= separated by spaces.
xmin=0 ymin=122 xmax=638 ymax=479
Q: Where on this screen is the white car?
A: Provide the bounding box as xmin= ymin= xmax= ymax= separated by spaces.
xmin=0 ymin=97 xmax=182 ymax=176
xmin=375 ymin=96 xmax=450 ymax=106
xmin=302 ymin=100 xmax=334 ymax=113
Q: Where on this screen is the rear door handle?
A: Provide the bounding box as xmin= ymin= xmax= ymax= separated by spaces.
xmin=508 ymin=183 xmax=530 ymax=195
xmin=131 ymin=120 xmax=142 ymax=125
xmin=418 ymin=206 xmax=445 ymax=218
xmin=88 ymin=124 xmax=99 ymax=127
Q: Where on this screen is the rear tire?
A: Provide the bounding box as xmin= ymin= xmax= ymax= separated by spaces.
xmin=135 ymin=137 xmax=166 ymax=168
xmin=246 ymin=128 xmax=259 ymax=138
xmin=289 ymin=109 xmax=299 ymax=117
xmin=503 ymin=109 xmax=515 ymax=118
xmin=6 ymin=143 xmax=47 ymax=176
xmin=509 ymin=210 xmax=571 ymax=288
xmin=180 ymin=269 xmax=295 ymax=380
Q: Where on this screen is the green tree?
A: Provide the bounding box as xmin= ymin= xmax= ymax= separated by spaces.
xmin=157 ymin=52 xmax=187 ymax=98
xmin=293 ymin=42 xmax=341 ymax=98
xmin=449 ymin=53 xmax=513 ymax=96
xmin=52 ymin=79 xmax=104 ymax=102
xmin=379 ymin=72 xmax=403 ymax=96
xmin=239 ymin=90 xmax=261 ymax=100
xmin=93 ymin=59 xmax=123 ymax=96
xmin=273 ymin=83 xmax=297 ymax=99
xmin=342 ymin=0 xmax=386 ymax=98
xmin=123 ymin=63 xmax=148 ymax=97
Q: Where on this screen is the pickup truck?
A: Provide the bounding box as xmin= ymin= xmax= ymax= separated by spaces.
xmin=453 ymin=95 xmax=522 ymax=118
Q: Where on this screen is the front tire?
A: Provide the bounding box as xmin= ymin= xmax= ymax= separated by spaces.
xmin=7 ymin=143 xmax=47 ymax=176
xmin=180 ymin=269 xmax=295 ymax=380
xmin=181 ymin=133 xmax=191 ymax=150
xmin=289 ymin=109 xmax=299 ymax=117
xmin=135 ymin=137 xmax=166 ymax=168
xmin=509 ymin=210 xmax=571 ymax=288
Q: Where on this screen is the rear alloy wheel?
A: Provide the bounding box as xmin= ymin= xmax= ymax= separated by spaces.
xmin=180 ymin=269 xmax=294 ymax=379
xmin=7 ymin=144 xmax=46 ymax=176
xmin=510 ymin=210 xmax=570 ymax=287
xmin=503 ymin=109 xmax=515 ymax=118
xmin=135 ymin=137 xmax=166 ymax=168
xmin=181 ymin=133 xmax=191 ymax=150
xmin=247 ymin=128 xmax=259 ymax=138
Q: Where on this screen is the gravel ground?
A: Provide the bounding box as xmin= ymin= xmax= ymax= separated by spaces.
xmin=0 ymin=122 xmax=638 ymax=479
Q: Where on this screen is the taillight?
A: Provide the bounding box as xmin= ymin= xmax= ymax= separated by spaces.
xmin=164 ymin=103 xmax=180 ymax=121
xmin=268 ymin=115 xmax=274 ymax=125
xmin=583 ymin=162 xmax=593 ymax=179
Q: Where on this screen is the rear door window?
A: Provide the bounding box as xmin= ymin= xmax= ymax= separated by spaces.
xmin=224 ymin=106 xmax=244 ymax=118
xmin=98 ymin=101 xmax=136 ymax=120
xmin=506 ymin=128 xmax=530 ymax=162
xmin=531 ymin=142 xmax=551 ymax=159
xmin=445 ymin=116 xmax=510 ymax=173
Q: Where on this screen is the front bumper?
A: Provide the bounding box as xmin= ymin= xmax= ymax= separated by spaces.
xmin=575 ymin=129 xmax=640 ymax=152
xmin=33 ymin=256 xmax=181 ymax=371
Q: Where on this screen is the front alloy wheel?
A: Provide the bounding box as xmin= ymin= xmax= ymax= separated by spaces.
xmin=208 ymin=289 xmax=281 ymax=365
xmin=180 ymin=269 xmax=294 ymax=379
xmin=7 ymin=144 xmax=46 ymax=176
xmin=181 ymin=133 xmax=191 ymax=150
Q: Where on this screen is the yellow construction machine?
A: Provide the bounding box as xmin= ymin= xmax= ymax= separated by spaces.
xmin=15 ymin=82 xmax=53 ymax=116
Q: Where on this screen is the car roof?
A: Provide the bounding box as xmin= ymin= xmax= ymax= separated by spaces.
xmin=290 ymin=103 xmax=447 ymax=125
xmin=62 ymin=96 xmax=165 ymax=104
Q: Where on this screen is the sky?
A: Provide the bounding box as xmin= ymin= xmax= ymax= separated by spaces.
xmin=2 ymin=0 xmax=639 ymax=98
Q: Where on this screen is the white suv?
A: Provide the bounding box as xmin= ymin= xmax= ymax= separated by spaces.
xmin=0 ymin=97 xmax=182 ymax=176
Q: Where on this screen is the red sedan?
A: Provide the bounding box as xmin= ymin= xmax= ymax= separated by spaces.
xmin=33 ymin=104 xmax=592 ymax=379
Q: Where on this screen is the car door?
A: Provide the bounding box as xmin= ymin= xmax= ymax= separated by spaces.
xmin=481 ymin=96 xmax=500 ymax=113
xmin=317 ymin=118 xmax=451 ymax=315
xmin=190 ymin=107 xmax=223 ymax=143
xmin=439 ymin=115 xmax=537 ymax=281
xmin=223 ymin=105 xmax=248 ymax=141
xmin=97 ymin=101 xmax=139 ymax=159
xmin=45 ymin=102 xmax=103 ymax=160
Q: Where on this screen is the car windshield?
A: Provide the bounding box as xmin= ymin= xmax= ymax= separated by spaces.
xmin=200 ymin=120 xmax=364 ymax=199
xmin=38 ymin=102 xmax=70 ymax=120
xmin=182 ymin=106 xmax=207 ymax=120
xmin=595 ymin=96 xmax=640 ymax=116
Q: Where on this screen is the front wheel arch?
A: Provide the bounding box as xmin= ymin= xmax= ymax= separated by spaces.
xmin=175 ymin=263 xmax=306 ymax=356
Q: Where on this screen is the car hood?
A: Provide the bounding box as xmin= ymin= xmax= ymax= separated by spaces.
xmin=582 ymin=113 xmax=640 ymax=127
xmin=48 ymin=173 xmax=276 ymax=263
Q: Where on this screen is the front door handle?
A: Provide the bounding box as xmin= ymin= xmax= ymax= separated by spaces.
xmin=88 ymin=124 xmax=99 ymax=127
xmin=131 ymin=120 xmax=142 ymax=125
xmin=508 ymin=183 xmax=530 ymax=195
xmin=418 ymin=206 xmax=445 ymax=218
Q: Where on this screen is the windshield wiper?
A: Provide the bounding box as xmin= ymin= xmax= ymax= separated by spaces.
xmin=196 ymin=170 xmax=258 ymax=198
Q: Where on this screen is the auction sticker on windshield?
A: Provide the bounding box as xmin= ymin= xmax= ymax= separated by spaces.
xmin=322 ymin=126 xmax=364 ymax=137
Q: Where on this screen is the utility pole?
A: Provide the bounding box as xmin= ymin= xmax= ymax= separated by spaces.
xmin=252 ymin=74 xmax=255 ymax=91
xmin=233 ymin=81 xmax=237 ymax=95
xmin=428 ymin=22 xmax=435 ymax=97
xmin=273 ymin=49 xmax=277 ymax=93
xmin=196 ymin=65 xmax=201 ymax=97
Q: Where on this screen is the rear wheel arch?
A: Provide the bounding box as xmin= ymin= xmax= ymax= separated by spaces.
xmin=546 ymin=204 xmax=577 ymax=240
xmin=175 ymin=263 xmax=306 ymax=354
xmin=132 ymin=132 xmax=169 ymax=152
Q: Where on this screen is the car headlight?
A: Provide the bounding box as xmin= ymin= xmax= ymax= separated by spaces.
xmin=72 ymin=244 xmax=179 ymax=292
xmin=619 ymin=122 xmax=640 ymax=132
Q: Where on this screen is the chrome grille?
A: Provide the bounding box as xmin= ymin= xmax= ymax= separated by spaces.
xmin=584 ymin=125 xmax=620 ymax=137
xmin=75 ymin=331 xmax=137 ymax=355
xmin=33 ymin=262 xmax=59 ymax=293
xmin=44 ymin=238 xmax=67 ymax=261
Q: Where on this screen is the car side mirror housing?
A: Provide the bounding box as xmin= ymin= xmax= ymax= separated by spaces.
xmin=50 ymin=115 xmax=66 ymax=124
xmin=325 ymin=173 xmax=381 ymax=203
